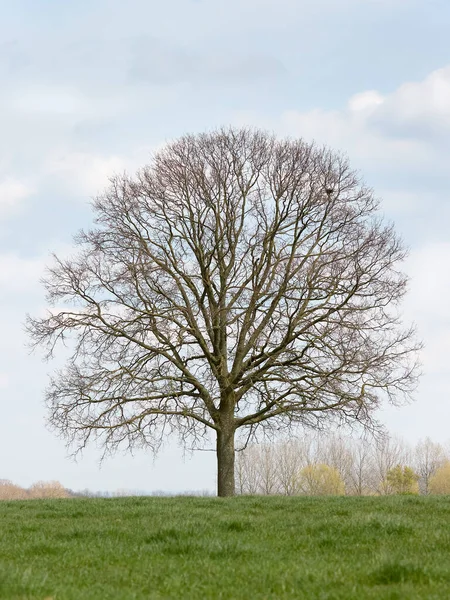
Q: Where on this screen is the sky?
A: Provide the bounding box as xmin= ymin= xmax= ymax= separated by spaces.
xmin=0 ymin=0 xmax=449 ymax=494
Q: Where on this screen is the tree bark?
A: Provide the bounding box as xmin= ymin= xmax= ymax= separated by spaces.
xmin=216 ymin=425 xmax=236 ymax=497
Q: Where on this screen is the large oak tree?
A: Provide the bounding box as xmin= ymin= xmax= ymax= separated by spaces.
xmin=27 ymin=128 xmax=420 ymax=496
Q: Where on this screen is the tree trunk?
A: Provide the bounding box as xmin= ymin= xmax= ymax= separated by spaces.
xmin=216 ymin=425 xmax=235 ymax=497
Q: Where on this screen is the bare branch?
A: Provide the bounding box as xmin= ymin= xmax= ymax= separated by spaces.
xmin=27 ymin=127 xmax=421 ymax=496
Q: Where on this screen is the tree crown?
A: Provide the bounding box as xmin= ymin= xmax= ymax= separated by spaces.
xmin=27 ymin=127 xmax=420 ymax=461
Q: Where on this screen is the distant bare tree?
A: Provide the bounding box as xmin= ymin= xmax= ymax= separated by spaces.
xmin=258 ymin=444 xmax=279 ymax=495
xmin=27 ymin=128 xmax=421 ymax=496
xmin=346 ymin=438 xmax=375 ymax=496
xmin=372 ymin=436 xmax=410 ymax=495
xmin=414 ymin=438 xmax=447 ymax=495
xmin=236 ymin=442 xmax=281 ymax=494
xmin=317 ymin=433 xmax=354 ymax=492
xmin=276 ymin=439 xmax=306 ymax=495
xmin=235 ymin=451 xmax=248 ymax=494
xmin=0 ymin=480 xmax=27 ymax=500
xmin=29 ymin=481 xmax=70 ymax=499
xmin=235 ymin=445 xmax=264 ymax=494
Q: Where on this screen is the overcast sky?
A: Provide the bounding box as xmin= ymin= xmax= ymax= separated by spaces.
xmin=1 ymin=0 xmax=449 ymax=494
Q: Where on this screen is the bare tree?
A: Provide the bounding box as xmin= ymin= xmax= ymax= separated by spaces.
xmin=235 ymin=444 xmax=266 ymax=494
xmin=371 ymin=435 xmax=411 ymax=495
xmin=346 ymin=437 xmax=376 ymax=496
xmin=0 ymin=480 xmax=27 ymax=500
xmin=235 ymin=443 xmax=280 ymax=494
xmin=276 ymin=439 xmax=306 ymax=495
xmin=237 ymin=435 xmax=318 ymax=495
xmin=235 ymin=449 xmax=248 ymax=494
xmin=317 ymin=433 xmax=354 ymax=492
xmin=414 ymin=437 xmax=447 ymax=495
xmin=257 ymin=444 xmax=280 ymax=495
xmin=29 ymin=481 xmax=70 ymax=499
xmin=27 ymin=128 xmax=420 ymax=496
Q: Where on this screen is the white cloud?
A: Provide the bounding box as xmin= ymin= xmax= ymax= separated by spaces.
xmin=44 ymin=147 xmax=156 ymax=198
xmin=405 ymin=242 xmax=450 ymax=320
xmin=403 ymin=242 xmax=450 ymax=376
xmin=347 ymin=91 xmax=385 ymax=113
xmin=0 ymin=253 xmax=46 ymax=292
xmin=376 ymin=240 xmax=450 ymax=442
xmin=377 ymin=66 xmax=450 ymax=130
xmin=0 ymin=178 xmax=32 ymax=217
xmin=46 ymin=153 xmax=129 ymax=197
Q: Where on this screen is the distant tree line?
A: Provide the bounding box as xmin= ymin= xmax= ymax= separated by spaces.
xmin=0 ymin=480 xmax=71 ymax=500
xmin=236 ymin=434 xmax=450 ymax=496
xmin=0 ymin=481 xmax=156 ymax=500
xmin=0 ymin=480 xmax=214 ymax=500
xmin=3 ymin=432 xmax=449 ymax=499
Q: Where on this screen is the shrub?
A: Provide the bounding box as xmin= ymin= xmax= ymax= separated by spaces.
xmin=385 ymin=465 xmax=419 ymax=495
xmin=298 ymin=464 xmax=345 ymax=496
xmin=429 ymin=462 xmax=450 ymax=495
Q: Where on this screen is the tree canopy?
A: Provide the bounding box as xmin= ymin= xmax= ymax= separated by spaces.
xmin=386 ymin=465 xmax=419 ymax=495
xmin=27 ymin=127 xmax=420 ymax=496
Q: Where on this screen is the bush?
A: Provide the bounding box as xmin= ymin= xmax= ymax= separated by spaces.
xmin=385 ymin=465 xmax=419 ymax=495
xmin=298 ymin=464 xmax=345 ymax=496
xmin=29 ymin=481 xmax=70 ymax=499
xmin=429 ymin=462 xmax=450 ymax=495
xmin=0 ymin=480 xmax=27 ymax=500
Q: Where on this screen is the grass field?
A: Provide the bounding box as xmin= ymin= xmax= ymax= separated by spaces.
xmin=1 ymin=495 xmax=450 ymax=599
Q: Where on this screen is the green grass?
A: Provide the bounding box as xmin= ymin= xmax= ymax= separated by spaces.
xmin=1 ymin=495 xmax=450 ymax=599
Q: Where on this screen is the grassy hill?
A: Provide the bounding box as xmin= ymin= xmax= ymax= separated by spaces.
xmin=1 ymin=495 xmax=450 ymax=599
